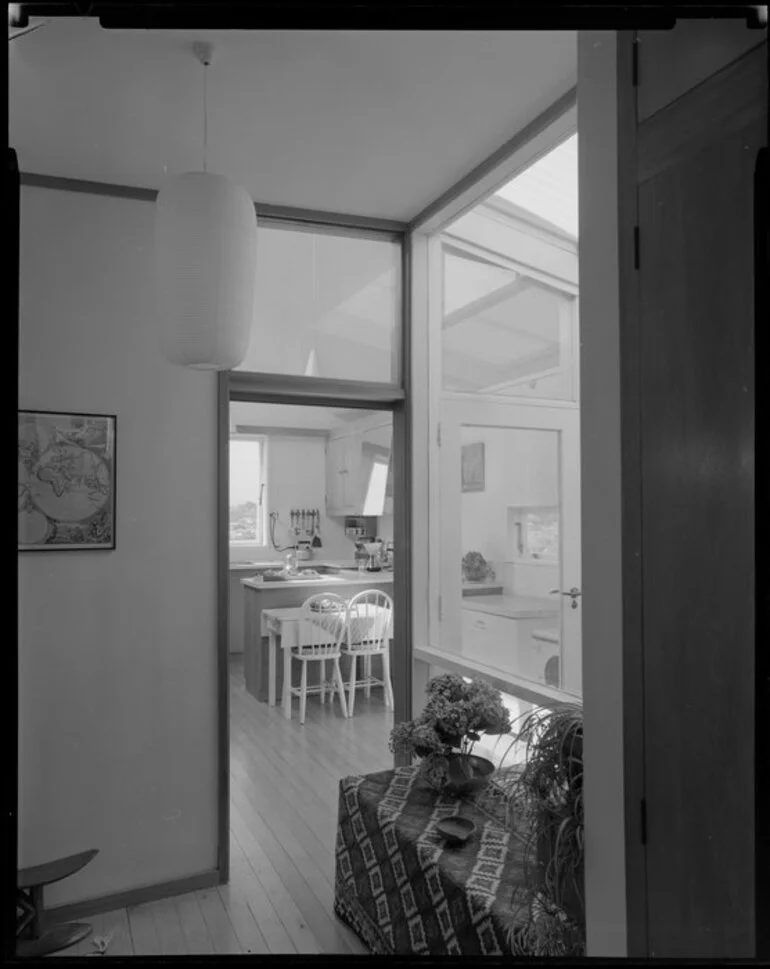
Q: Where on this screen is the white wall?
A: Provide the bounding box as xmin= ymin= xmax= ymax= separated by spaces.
xmin=17 ymin=186 xmax=219 ymax=906
xmin=577 ymin=30 xmax=627 ymax=957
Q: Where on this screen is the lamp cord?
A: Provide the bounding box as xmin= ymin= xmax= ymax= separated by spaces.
xmin=202 ymin=62 xmax=209 ymax=173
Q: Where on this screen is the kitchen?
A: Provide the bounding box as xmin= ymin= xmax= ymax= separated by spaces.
xmin=229 ymin=400 xmax=395 ymax=718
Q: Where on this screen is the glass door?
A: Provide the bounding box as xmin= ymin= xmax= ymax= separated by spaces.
xmin=437 ymin=397 xmax=582 ymax=699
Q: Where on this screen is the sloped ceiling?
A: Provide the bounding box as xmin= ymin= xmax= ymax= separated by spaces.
xmin=9 ymin=21 xmax=576 ymax=221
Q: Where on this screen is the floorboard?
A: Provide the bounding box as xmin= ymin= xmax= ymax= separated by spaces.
xmin=126 ymin=902 xmax=161 ymax=955
xmin=149 ymin=896 xmax=188 ymax=955
xmin=48 ymin=656 xmax=386 ymax=955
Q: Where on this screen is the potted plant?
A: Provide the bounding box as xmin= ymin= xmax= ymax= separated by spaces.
xmin=461 ymin=551 xmax=496 ymax=584
xmin=498 ymin=703 xmax=585 ymax=957
xmin=389 ymin=673 xmax=512 ymax=795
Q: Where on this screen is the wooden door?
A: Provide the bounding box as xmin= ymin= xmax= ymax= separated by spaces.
xmin=636 ymin=41 xmax=764 ymax=959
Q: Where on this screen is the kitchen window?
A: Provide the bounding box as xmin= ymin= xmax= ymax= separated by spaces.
xmin=229 ymin=435 xmax=267 ymax=546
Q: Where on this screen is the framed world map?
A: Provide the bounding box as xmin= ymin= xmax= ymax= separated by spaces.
xmin=18 ymin=411 xmax=116 ymax=552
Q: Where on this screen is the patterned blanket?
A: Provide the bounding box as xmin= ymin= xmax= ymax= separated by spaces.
xmin=334 ymin=765 xmax=530 ymax=955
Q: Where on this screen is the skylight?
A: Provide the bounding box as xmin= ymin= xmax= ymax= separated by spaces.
xmin=494 ymin=133 xmax=578 ymax=238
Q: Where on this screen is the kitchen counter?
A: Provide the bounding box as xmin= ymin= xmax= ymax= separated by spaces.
xmin=461 ymin=594 xmax=557 ymax=620
xmin=230 ymin=559 xmax=356 ymax=571
xmin=242 ymin=569 xmax=393 ymax=591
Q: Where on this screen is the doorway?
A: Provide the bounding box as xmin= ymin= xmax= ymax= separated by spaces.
xmin=218 ymin=386 xmax=408 ymax=954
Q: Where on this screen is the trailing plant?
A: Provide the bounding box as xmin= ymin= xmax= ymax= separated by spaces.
xmin=494 ymin=702 xmax=585 ymax=957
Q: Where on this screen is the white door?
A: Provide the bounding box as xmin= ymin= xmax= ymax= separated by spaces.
xmin=437 ymin=397 xmax=582 ymax=698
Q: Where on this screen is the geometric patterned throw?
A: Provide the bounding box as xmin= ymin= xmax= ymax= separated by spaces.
xmin=334 ymin=766 xmax=530 ymax=955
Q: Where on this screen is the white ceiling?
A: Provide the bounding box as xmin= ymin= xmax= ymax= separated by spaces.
xmin=9 ymin=21 xmax=576 ymax=222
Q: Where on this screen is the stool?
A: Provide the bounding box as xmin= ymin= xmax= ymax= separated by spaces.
xmin=17 ymin=848 xmax=99 ymax=957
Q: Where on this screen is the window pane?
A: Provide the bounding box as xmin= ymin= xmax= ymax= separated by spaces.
xmin=235 ymin=223 xmax=401 ymax=383
xmin=229 ymin=439 xmax=264 ymax=543
xmin=442 ymin=249 xmax=577 ymax=400
xmin=440 ymin=133 xmax=579 ymax=402
xmin=458 ymin=424 xmax=564 ymax=691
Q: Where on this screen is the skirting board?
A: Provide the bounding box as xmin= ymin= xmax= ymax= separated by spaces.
xmin=46 ymin=869 xmax=221 ymax=923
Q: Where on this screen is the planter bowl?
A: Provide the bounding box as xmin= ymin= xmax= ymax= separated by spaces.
xmin=444 ymin=753 xmax=495 ymax=796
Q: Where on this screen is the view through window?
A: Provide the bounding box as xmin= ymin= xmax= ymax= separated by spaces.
xmin=229 ymin=436 xmax=267 ymax=544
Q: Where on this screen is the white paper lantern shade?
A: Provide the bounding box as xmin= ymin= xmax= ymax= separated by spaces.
xmin=155 ymin=171 xmax=258 ymax=370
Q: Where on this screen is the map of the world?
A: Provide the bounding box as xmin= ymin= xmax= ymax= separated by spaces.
xmin=18 ymin=411 xmax=116 ymax=550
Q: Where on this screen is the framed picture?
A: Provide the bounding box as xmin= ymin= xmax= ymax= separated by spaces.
xmin=18 ymin=410 xmax=116 ymax=551
xmin=461 ymin=441 xmax=485 ymax=493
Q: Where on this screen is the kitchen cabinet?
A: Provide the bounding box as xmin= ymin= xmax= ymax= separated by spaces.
xmin=460 ymin=608 xmax=519 ymax=670
xmin=326 ymin=418 xmax=393 ymax=517
xmin=326 ymin=432 xmax=361 ymax=516
xmin=229 ymin=567 xmax=261 ymax=653
xmin=460 ymin=605 xmax=560 ymax=686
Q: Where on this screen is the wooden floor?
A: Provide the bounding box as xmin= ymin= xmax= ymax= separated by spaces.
xmin=55 ymin=656 xmax=393 ymax=956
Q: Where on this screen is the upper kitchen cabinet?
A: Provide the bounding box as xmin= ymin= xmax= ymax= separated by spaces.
xmin=325 ymin=415 xmax=393 ymax=517
xmin=326 ymin=431 xmax=360 ymax=516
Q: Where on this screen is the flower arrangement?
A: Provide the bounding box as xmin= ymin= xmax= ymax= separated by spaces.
xmin=389 ymin=674 xmax=512 ymax=791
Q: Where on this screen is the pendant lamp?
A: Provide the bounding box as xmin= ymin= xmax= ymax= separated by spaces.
xmin=155 ymin=42 xmax=257 ymax=370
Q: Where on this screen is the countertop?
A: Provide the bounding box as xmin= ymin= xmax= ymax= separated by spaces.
xmin=242 ymin=569 xmax=394 ymax=591
xmin=231 ymin=559 xmax=356 ymax=572
xmin=461 ymin=594 xmax=558 ymax=620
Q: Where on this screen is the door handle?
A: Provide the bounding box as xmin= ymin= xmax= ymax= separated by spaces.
xmin=550 ymin=587 xmax=582 ymax=609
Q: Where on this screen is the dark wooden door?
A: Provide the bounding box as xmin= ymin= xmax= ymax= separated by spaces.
xmin=636 ymin=43 xmax=764 ymax=958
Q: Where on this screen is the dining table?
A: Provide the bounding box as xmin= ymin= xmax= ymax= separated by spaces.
xmin=260 ymin=604 xmax=394 ymax=719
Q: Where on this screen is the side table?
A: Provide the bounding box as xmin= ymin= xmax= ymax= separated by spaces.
xmin=334 ymin=765 xmax=530 ymax=956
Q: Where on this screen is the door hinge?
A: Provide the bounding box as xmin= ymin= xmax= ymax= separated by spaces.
xmin=436 ymin=423 xmax=441 ymax=447
xmin=640 ymin=798 xmax=647 ymax=845
xmin=632 ymin=38 xmax=639 ymax=87
xmin=633 ymin=225 xmax=640 ymax=270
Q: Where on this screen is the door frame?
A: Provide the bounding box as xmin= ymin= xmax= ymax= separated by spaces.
xmin=216 ymin=226 xmax=412 ymax=883
xmin=407 ymin=76 xmax=637 ymax=957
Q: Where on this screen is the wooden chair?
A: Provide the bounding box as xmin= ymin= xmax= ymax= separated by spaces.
xmin=16 ymin=848 xmax=99 ymax=957
xmin=341 ymin=589 xmax=394 ymax=716
xmin=290 ymin=593 xmax=349 ymax=725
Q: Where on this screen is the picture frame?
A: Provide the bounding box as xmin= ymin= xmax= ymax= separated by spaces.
xmin=18 ymin=410 xmax=117 ymax=551
xmin=461 ymin=441 xmax=485 ymax=493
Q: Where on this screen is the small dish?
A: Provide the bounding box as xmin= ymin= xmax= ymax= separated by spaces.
xmin=436 ymin=817 xmax=475 ymax=845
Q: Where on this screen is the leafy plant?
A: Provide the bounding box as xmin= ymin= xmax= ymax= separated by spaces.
xmin=494 ymin=703 xmax=585 ymax=957
xmin=461 ymin=551 xmax=496 ymax=583
xmin=389 ymin=674 xmax=512 ymax=789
